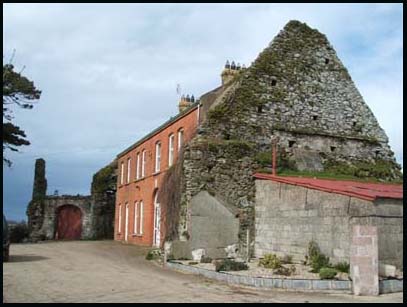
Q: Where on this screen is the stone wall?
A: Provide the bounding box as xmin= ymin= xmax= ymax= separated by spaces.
xmin=28 ymin=195 xmax=92 ymax=240
xmin=166 ymin=20 xmax=401 ymax=259
xmin=197 ymin=20 xmax=400 ymax=179
xmin=181 ymin=137 xmax=257 ymax=255
xmin=254 ymin=179 xmax=403 ymax=269
xmin=27 ymin=159 xmax=117 ymax=241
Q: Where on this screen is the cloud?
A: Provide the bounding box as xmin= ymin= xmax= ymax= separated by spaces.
xmin=2 ymin=3 xmax=403 ymax=221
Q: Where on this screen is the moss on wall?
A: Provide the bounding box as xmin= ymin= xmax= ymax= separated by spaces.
xmin=323 ymin=158 xmax=402 ymax=181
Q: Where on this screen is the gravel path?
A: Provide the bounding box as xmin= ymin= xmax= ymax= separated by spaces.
xmin=2 ymin=241 xmax=402 ymax=303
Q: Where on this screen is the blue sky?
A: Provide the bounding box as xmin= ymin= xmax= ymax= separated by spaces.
xmin=3 ymin=3 xmax=403 ymax=221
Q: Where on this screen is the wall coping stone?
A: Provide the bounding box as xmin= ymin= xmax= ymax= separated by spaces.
xmin=166 ymin=261 xmax=402 ymax=294
xmin=166 ymin=261 xmax=351 ymax=293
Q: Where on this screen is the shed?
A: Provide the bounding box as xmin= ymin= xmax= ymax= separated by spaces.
xmin=253 ymin=173 xmax=403 ymax=269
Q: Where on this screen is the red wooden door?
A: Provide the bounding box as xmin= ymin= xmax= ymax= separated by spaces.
xmin=56 ymin=205 xmax=82 ymax=240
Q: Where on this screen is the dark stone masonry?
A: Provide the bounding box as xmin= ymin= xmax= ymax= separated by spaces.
xmin=168 ymin=20 xmax=401 ymax=258
xmin=27 ymin=159 xmax=117 ymax=241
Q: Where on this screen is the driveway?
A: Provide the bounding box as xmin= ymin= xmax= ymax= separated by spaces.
xmin=2 ymin=241 xmax=403 ymax=303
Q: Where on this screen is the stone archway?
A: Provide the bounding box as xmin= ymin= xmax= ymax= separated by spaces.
xmin=55 ymin=205 xmax=83 ymax=240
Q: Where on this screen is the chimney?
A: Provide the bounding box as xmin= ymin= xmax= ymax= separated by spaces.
xmin=178 ymin=94 xmax=192 ymax=113
xmin=221 ymin=60 xmax=244 ymax=85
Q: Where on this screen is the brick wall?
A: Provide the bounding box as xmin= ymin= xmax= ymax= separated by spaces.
xmin=115 ymin=107 xmax=199 ymax=246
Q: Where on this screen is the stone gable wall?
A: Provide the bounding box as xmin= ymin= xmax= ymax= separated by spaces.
xmin=176 ymin=21 xmax=401 ymax=258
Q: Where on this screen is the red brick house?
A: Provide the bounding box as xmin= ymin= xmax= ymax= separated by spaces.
xmin=114 ymin=96 xmax=200 ymax=246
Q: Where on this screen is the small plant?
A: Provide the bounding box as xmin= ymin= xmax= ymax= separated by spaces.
xmin=319 ymin=267 xmax=338 ymax=279
xmin=307 ymin=241 xmax=330 ymax=273
xmin=145 ymin=249 xmax=161 ymax=261
xmin=275 ymin=265 xmax=296 ymax=276
xmin=200 ymin=256 xmax=213 ymax=263
xmin=310 ymin=253 xmax=331 ymax=273
xmin=259 ymin=253 xmax=282 ymax=269
xmin=334 ymin=261 xmax=350 ymax=273
xmin=215 ymin=259 xmax=248 ymax=272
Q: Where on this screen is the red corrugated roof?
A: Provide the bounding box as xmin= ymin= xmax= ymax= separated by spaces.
xmin=253 ymin=173 xmax=403 ymax=201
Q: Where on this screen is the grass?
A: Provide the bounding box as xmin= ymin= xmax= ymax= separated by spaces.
xmin=270 ymin=169 xmax=403 ymax=184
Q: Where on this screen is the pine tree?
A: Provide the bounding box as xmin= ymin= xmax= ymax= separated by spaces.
xmin=3 ymin=62 xmax=41 ymax=166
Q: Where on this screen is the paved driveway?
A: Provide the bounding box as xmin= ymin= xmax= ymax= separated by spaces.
xmin=2 ymin=241 xmax=403 ymax=303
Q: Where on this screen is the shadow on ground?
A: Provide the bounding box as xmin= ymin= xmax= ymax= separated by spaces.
xmin=7 ymin=254 xmax=49 ymax=263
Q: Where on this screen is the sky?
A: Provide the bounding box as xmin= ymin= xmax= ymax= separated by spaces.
xmin=3 ymin=3 xmax=403 ymax=222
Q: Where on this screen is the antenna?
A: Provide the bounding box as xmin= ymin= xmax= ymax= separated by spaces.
xmin=176 ymin=83 xmax=181 ymax=98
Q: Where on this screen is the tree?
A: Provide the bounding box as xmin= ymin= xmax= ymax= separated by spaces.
xmin=3 ymin=61 xmax=41 ymax=166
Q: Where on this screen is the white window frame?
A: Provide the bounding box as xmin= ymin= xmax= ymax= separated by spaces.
xmin=120 ymin=162 xmax=124 ymax=185
xmin=139 ymin=201 xmax=144 ymax=235
xmin=168 ymin=134 xmax=174 ymax=167
xmin=127 ymin=158 xmax=131 ymax=183
xmin=178 ymin=129 xmax=184 ymax=152
xmin=118 ymin=204 xmax=122 ymax=233
xmin=155 ymin=142 xmax=161 ymax=172
xmin=136 ymin=153 xmax=140 ymax=180
xmin=134 ymin=201 xmax=139 ymax=234
xmin=141 ymin=150 xmax=146 ymax=178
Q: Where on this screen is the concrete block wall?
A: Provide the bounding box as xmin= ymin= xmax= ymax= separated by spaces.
xmin=255 ymin=180 xmax=351 ymax=264
xmin=255 ymin=180 xmax=403 ymax=269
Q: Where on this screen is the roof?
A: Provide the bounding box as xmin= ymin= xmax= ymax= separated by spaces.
xmin=117 ymin=102 xmax=199 ymax=158
xmin=253 ymin=173 xmax=403 ymax=201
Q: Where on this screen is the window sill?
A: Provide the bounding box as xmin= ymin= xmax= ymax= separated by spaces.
xmin=152 ymin=171 xmax=161 ymax=176
xmin=132 ymin=234 xmax=143 ymax=237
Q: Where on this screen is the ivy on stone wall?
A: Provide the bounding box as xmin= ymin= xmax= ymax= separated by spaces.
xmin=159 ymin=150 xmax=185 ymax=242
xmin=32 ymin=158 xmax=47 ymax=200
xmin=91 ymin=161 xmax=117 ymax=195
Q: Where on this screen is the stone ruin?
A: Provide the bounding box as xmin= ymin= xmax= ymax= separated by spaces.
xmin=162 ymin=20 xmax=402 ymax=259
xmin=27 ymin=158 xmax=117 ymax=241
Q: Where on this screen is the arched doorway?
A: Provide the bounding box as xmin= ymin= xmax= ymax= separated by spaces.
xmin=55 ymin=205 xmax=82 ymax=240
xmin=153 ymin=191 xmax=161 ymax=247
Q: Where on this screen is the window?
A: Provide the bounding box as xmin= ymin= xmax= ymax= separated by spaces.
xmin=141 ymin=150 xmax=146 ymax=177
xmin=118 ymin=204 xmax=122 ymax=233
xmin=257 ymin=105 xmax=263 ymax=113
xmin=134 ymin=202 xmax=139 ymax=234
xmin=136 ymin=153 xmax=140 ymax=180
xmin=288 ymin=140 xmax=296 ymax=148
xmin=325 ymin=58 xmax=330 ymax=64
xmin=178 ymin=129 xmax=184 ymax=152
xmin=139 ymin=201 xmax=144 ymax=234
xmin=120 ymin=162 xmax=124 ymax=185
xmin=271 ymin=79 xmax=277 ymax=86
xmin=312 ymin=115 xmax=318 ymax=121
xmin=127 ymin=158 xmax=131 ymax=183
xmin=155 ymin=142 xmax=161 ymax=172
xmin=168 ymin=134 xmax=174 ymax=167
xmin=330 ymin=146 xmax=336 ymax=152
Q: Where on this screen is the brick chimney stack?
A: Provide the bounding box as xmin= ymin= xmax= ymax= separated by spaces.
xmin=178 ymin=94 xmax=195 ymax=113
xmin=221 ymin=60 xmax=244 ymax=85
